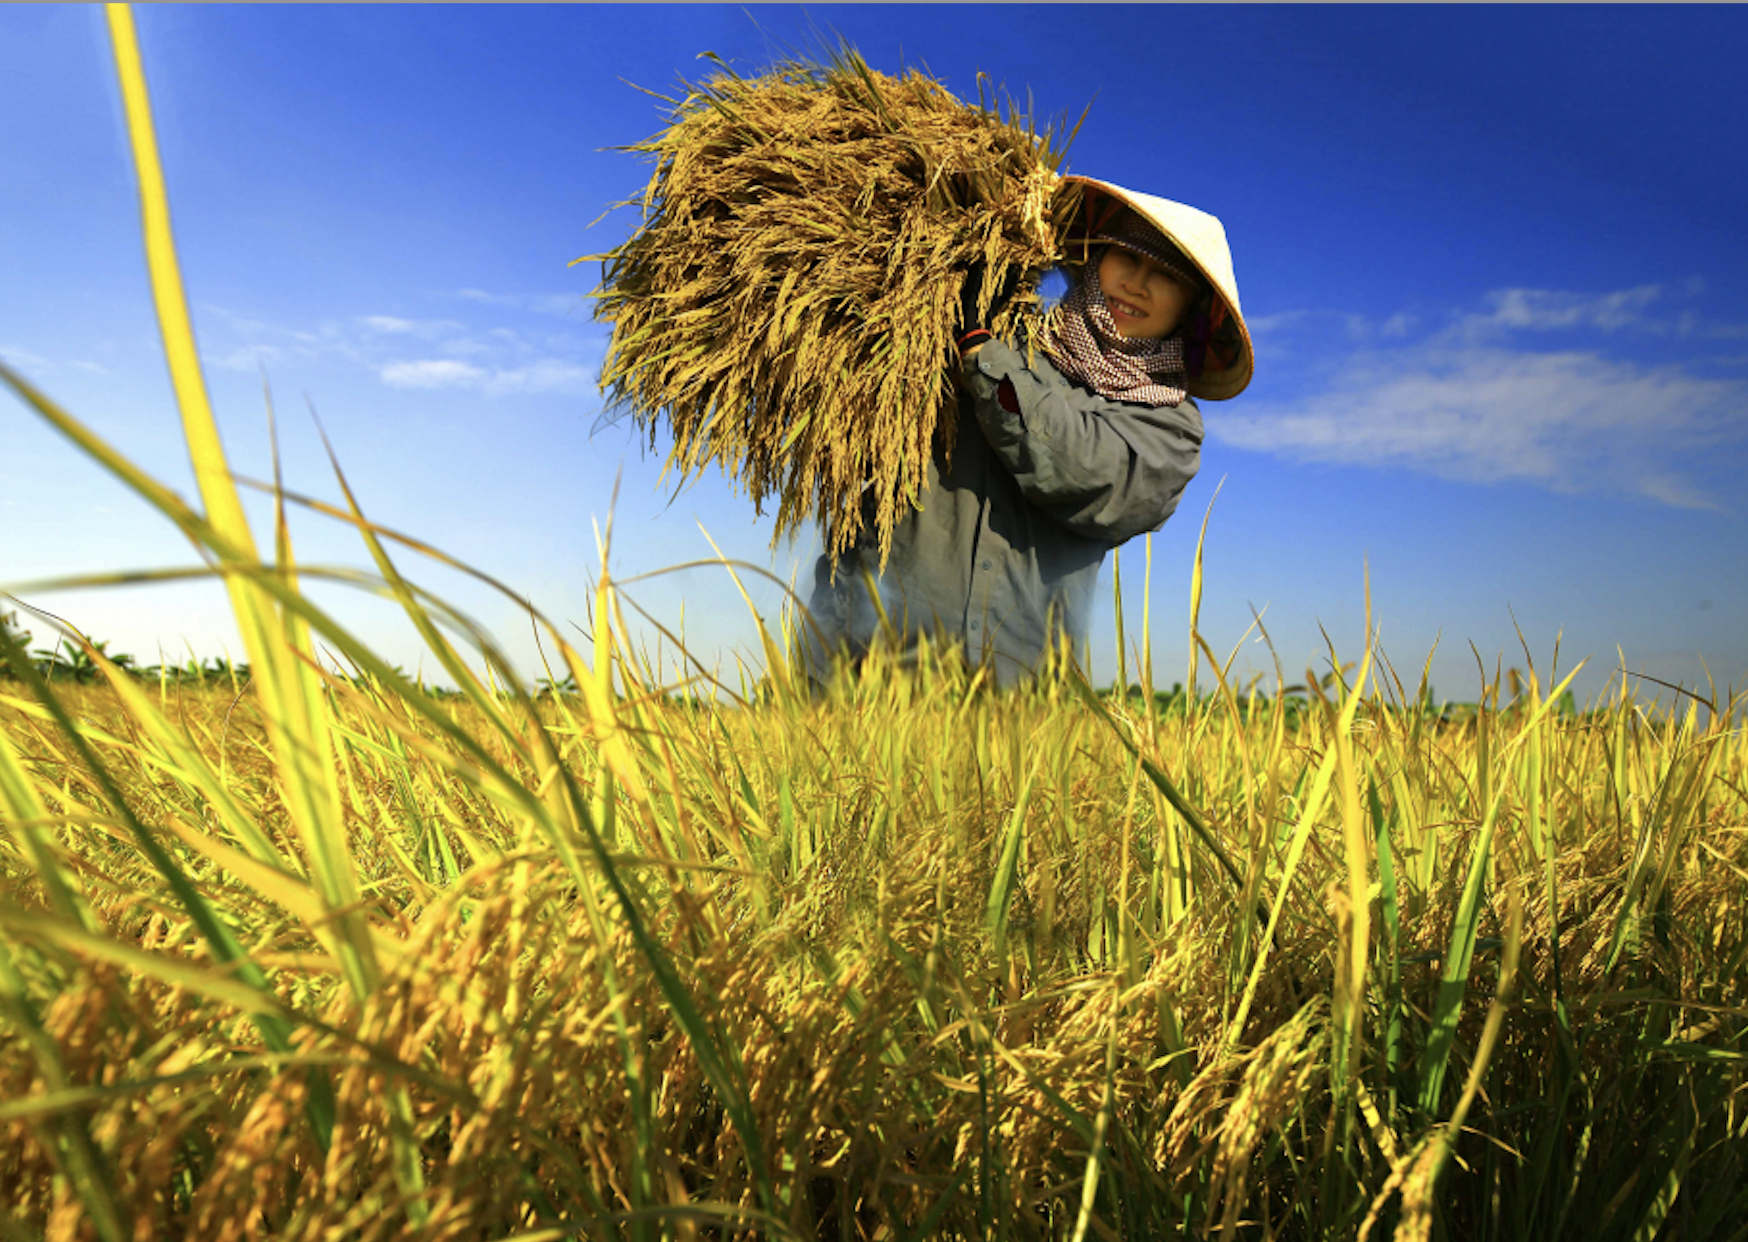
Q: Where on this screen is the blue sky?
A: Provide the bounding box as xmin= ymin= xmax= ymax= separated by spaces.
xmin=4 ymin=4 xmax=1746 ymax=707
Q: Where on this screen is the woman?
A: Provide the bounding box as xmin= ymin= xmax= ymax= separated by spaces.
xmin=797 ymin=177 xmax=1254 ymax=692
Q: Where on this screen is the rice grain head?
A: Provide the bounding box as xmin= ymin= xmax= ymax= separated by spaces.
xmin=585 ymin=48 xmax=1084 ymax=571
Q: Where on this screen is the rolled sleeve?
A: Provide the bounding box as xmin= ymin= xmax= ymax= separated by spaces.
xmin=961 ymin=338 xmax=1203 ymax=544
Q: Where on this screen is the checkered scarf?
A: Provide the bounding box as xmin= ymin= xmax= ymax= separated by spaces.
xmin=1037 ymin=247 xmax=1189 ymax=408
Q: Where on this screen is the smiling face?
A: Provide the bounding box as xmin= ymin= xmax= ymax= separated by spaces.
xmin=1098 ymin=245 xmax=1198 ymax=340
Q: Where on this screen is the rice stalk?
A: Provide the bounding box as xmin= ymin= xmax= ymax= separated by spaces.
xmin=582 ymin=45 xmax=1085 ymax=571
xmin=2 ymin=13 xmax=1746 ymax=1239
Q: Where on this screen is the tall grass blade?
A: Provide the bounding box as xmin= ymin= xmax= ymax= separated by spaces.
xmin=104 ymin=3 xmax=382 ymax=1010
xmin=987 ymin=752 xmax=1042 ymax=955
xmin=1416 ymin=785 xmax=1504 ymax=1116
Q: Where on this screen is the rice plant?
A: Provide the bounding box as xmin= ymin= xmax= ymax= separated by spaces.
xmin=584 ymin=43 xmax=1084 ymax=571
xmin=1 ymin=10 xmax=1744 ymax=1240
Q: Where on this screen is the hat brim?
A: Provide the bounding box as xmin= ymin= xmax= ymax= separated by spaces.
xmin=1058 ymin=175 xmax=1254 ymax=401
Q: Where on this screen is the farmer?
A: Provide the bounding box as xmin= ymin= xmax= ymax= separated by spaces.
xmin=796 ymin=177 xmax=1253 ymax=691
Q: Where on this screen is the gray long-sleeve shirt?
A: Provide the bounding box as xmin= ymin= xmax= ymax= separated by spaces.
xmin=799 ymin=336 xmax=1204 ymax=688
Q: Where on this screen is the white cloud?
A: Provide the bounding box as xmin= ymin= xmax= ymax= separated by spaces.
xmin=377 ymin=355 xmax=596 ymax=395
xmin=1452 ymin=284 xmax=1748 ymax=343
xmin=481 ymin=359 xmax=595 ymax=397
xmin=359 ymin=314 xmax=466 ymax=338
xmin=1474 ymin=285 xmax=1664 ymax=333
xmin=1257 ymin=282 xmax=1748 ymax=358
xmin=362 ymin=315 xmax=418 ymax=333
xmin=455 ymin=288 xmax=587 ymax=316
xmin=1634 ymin=472 xmax=1719 ymax=511
xmin=194 ymin=298 xmax=606 ymax=397
xmin=208 ymin=343 xmax=292 ymax=372
xmin=1221 ymin=282 xmax=1748 ymax=510
xmin=380 ymin=359 xmax=487 ymax=389
xmin=1245 ymin=310 xmax=1310 ymax=340
xmin=0 ymin=345 xmax=51 ymax=371
xmin=1213 ymin=343 xmax=1744 ymax=512
xmin=201 ymin=306 xmax=373 ymax=372
xmin=199 ymin=305 xmax=278 ymax=335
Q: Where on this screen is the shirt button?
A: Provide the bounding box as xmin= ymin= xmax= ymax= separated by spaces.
xmin=981 ymin=559 xmax=992 ymax=571
xmin=969 ymin=620 xmax=980 ymax=632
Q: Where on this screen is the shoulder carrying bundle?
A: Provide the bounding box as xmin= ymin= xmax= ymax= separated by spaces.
xmin=583 ymin=50 xmax=1084 ymax=570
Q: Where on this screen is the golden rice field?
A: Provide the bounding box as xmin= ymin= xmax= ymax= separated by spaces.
xmin=5 ymin=582 xmax=1748 ymax=1242
xmin=2 ymin=10 xmax=1745 ymax=1240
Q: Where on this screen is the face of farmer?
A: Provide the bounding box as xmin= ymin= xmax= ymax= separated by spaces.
xmin=1098 ymin=245 xmax=1196 ymax=340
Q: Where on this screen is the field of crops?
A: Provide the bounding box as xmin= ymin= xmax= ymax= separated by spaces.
xmin=4 ymin=584 xmax=1747 ymax=1241
xmin=3 ymin=11 xmax=1745 ymax=1240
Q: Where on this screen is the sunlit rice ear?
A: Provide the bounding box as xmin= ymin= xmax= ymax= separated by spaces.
xmin=584 ymin=48 xmax=1080 ymax=575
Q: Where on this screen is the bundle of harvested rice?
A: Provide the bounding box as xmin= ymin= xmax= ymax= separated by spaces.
xmin=581 ymin=49 xmax=1084 ymax=570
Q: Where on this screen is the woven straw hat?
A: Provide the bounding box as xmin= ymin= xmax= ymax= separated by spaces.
xmin=1059 ymin=175 xmax=1254 ymax=401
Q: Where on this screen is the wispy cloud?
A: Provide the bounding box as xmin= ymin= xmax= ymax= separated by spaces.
xmin=481 ymin=359 xmax=595 ymax=396
xmin=1218 ymin=284 xmax=1748 ymax=511
xmin=377 ymin=356 xmax=597 ymax=396
xmin=1244 ymin=310 xmax=1311 ymax=339
xmin=0 ymin=345 xmax=111 ymax=377
xmin=207 ymin=343 xmax=296 ymax=371
xmin=380 ymin=359 xmax=487 ymax=389
xmin=200 ymin=306 xmax=372 ymax=372
xmin=195 ymin=296 xmax=606 ymax=398
xmin=0 ymin=344 xmax=51 ymax=371
xmin=1267 ymin=282 xmax=1748 ymax=357
xmin=360 ymin=314 xmax=466 ymax=338
xmin=454 ymin=288 xmax=587 ymax=317
xmin=361 ymin=315 xmax=419 ymax=334
xmin=1475 ymin=285 xmax=1664 ymax=332
xmin=1454 ymin=283 xmax=1748 ymax=342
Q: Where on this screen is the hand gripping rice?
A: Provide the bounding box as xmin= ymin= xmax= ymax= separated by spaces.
xmin=581 ymin=50 xmax=1084 ymax=571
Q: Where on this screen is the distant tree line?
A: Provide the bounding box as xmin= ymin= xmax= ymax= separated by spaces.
xmin=1 ymin=611 xmax=253 ymax=688
xmin=0 ymin=608 xmax=1586 ymax=717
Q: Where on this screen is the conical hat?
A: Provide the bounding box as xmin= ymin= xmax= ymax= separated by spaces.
xmin=1058 ymin=175 xmax=1254 ymax=401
